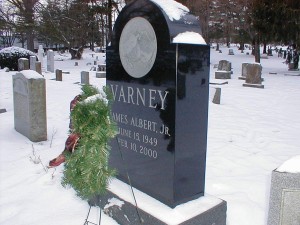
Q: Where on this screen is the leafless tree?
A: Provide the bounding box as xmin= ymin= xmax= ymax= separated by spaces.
xmin=4 ymin=0 xmax=39 ymax=51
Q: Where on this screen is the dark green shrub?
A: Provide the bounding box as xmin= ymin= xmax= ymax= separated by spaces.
xmin=0 ymin=47 xmax=37 ymax=71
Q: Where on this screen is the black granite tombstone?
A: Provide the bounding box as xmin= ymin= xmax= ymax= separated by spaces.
xmin=107 ymin=0 xmax=210 ymax=208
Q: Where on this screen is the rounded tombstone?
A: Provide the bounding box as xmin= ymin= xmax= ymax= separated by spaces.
xmin=106 ymin=0 xmax=211 ymax=210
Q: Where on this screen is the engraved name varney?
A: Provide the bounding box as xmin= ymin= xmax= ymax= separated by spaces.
xmin=110 ymin=84 xmax=169 ymax=110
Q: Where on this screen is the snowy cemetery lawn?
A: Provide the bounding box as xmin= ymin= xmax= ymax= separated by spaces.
xmin=1 ymin=46 xmax=300 ymax=225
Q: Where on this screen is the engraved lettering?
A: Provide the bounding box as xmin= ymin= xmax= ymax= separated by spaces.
xmin=109 ymin=84 xmax=168 ymax=110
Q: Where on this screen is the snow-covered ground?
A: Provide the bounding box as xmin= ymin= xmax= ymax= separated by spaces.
xmin=0 ymin=45 xmax=300 ymax=225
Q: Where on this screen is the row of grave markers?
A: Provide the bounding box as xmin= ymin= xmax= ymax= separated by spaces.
xmin=18 ymin=58 xmax=106 ymax=83
xmin=215 ymin=60 xmax=264 ymax=89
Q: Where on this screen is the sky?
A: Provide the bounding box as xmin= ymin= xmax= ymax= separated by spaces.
xmin=1 ymin=43 xmax=300 ymax=225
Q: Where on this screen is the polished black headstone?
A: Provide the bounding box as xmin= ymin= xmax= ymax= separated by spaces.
xmin=107 ymin=0 xmax=210 ymax=208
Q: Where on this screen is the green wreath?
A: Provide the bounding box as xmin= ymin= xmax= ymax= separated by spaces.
xmin=62 ymin=85 xmax=117 ymax=200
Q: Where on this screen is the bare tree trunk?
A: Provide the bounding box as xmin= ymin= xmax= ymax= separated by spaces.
xmin=263 ymin=42 xmax=267 ymax=54
xmin=255 ymin=36 xmax=260 ymax=63
xmin=26 ymin=31 xmax=35 ymax=51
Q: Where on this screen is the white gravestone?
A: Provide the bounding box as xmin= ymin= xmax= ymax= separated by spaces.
xmin=47 ymin=50 xmax=54 ymax=72
xmin=13 ymin=71 xmax=47 ymax=142
xmin=30 ymin=56 xmax=37 ymax=71
xmin=38 ymin=45 xmax=44 ymax=70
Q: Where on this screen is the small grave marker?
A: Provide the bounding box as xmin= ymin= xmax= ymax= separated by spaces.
xmin=81 ymin=71 xmax=89 ymax=84
xmin=35 ymin=62 xmax=42 ymax=75
xmin=56 ymin=69 xmax=62 ymax=81
xmin=18 ymin=58 xmax=29 ymax=71
xmin=30 ymin=56 xmax=37 ymax=71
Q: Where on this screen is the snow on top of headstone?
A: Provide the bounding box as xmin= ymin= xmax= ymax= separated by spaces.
xmin=276 ymin=155 xmax=300 ymax=173
xmin=150 ymin=0 xmax=189 ymax=21
xmin=173 ymin=32 xmax=206 ymax=45
xmin=17 ymin=70 xmax=44 ymax=79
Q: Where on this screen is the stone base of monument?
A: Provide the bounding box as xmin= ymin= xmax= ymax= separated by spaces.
xmin=215 ymin=71 xmax=231 ymax=79
xmin=91 ymin=179 xmax=227 ymax=225
xmin=243 ymin=83 xmax=264 ymax=89
xmin=239 ymin=76 xmax=265 ymax=81
xmin=96 ymin=71 xmax=106 ymax=78
xmin=267 ymin=169 xmax=300 ymax=225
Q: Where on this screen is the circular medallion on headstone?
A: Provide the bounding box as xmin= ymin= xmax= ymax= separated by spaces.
xmin=119 ymin=17 xmax=157 ymax=78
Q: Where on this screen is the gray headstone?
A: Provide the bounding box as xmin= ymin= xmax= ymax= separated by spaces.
xmin=13 ymin=71 xmax=47 ymax=142
xmin=228 ymin=49 xmax=234 ymax=55
xmin=243 ymin=63 xmax=264 ymax=88
xmin=217 ymin=60 xmax=231 ymax=71
xmin=47 ymin=50 xmax=54 ymax=72
xmin=81 ymin=71 xmax=89 ymax=84
xmin=18 ymin=58 xmax=29 ymax=71
xmin=268 ymin=168 xmax=300 ymax=225
xmin=35 ymin=62 xmax=42 ymax=75
xmin=30 ymin=56 xmax=37 ymax=71
xmin=238 ymin=63 xmax=250 ymax=80
xmin=75 ymin=62 xmax=79 ymax=66
xmin=215 ymin=60 xmax=231 ymax=79
xmin=96 ymin=71 xmax=106 ymax=78
xmin=38 ymin=45 xmax=44 ymax=69
xmin=56 ymin=69 xmax=62 ymax=81
xmin=212 ymin=87 xmax=221 ymax=104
